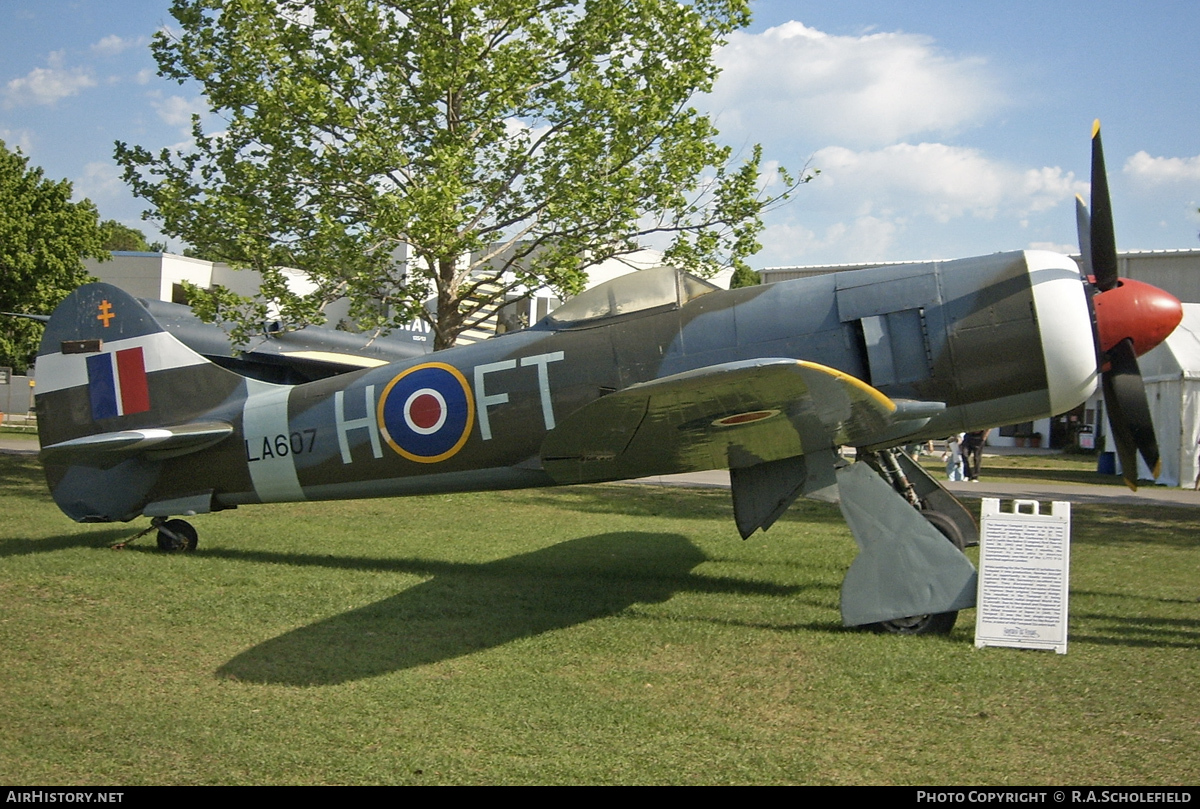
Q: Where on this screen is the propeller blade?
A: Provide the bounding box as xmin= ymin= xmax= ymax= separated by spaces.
xmin=1086 ymin=121 xmax=1177 ymax=490
xmin=1102 ymin=337 xmax=1161 ymax=490
xmin=1074 ymin=195 xmax=1093 ymax=278
xmin=1090 ymin=120 xmax=1119 ymax=292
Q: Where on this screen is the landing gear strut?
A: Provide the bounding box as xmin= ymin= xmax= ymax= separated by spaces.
xmin=111 ymin=516 xmax=199 ymax=552
xmin=864 ymin=447 xmax=979 ymax=546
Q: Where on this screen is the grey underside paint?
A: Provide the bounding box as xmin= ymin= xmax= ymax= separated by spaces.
xmin=729 ymin=448 xmax=839 ymax=539
xmin=836 ymin=462 xmax=977 ymax=626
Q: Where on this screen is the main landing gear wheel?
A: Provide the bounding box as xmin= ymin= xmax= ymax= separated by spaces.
xmin=156 ymin=519 xmax=198 ymax=553
xmin=872 ymin=509 xmax=965 ymax=636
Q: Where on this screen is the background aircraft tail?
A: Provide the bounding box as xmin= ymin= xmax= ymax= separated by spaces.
xmin=34 ymin=283 xmax=247 ymax=522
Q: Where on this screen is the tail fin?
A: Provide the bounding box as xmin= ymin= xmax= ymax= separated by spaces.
xmin=35 ymin=283 xmax=244 ymax=521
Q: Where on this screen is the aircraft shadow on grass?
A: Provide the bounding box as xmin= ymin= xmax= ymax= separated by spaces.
xmin=0 ymin=528 xmax=129 ymax=558
xmin=1068 ymin=616 xmax=1200 ymax=650
xmin=499 ymin=486 xmax=851 ymax=527
xmin=216 ymin=531 xmax=809 ymax=686
xmin=1067 ymin=589 xmax=1200 ymax=650
xmin=0 ymin=456 xmax=53 ymax=496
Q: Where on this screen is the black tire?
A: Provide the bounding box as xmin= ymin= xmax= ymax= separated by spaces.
xmin=871 ymin=509 xmax=965 ymax=636
xmin=872 ymin=609 xmax=959 ymax=635
xmin=156 ymin=519 xmax=198 ymax=553
xmin=918 ymin=509 xmax=966 ymax=551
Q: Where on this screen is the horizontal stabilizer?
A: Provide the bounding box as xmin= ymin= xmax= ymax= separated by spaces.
xmin=2 ymin=311 xmax=50 ymax=323
xmin=39 ymin=421 xmax=233 ymax=466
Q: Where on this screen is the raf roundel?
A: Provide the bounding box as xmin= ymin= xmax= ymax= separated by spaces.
xmin=377 ymin=363 xmax=475 ymax=462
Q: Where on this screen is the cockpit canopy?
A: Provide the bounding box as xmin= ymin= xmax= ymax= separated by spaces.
xmin=536 ymin=265 xmax=719 ymax=329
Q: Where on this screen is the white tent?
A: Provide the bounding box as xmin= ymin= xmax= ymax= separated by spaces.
xmin=1113 ymin=303 xmax=1200 ymax=487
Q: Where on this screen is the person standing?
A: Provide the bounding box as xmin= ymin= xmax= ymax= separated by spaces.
xmin=945 ymin=433 xmax=966 ymax=481
xmin=962 ymin=429 xmax=990 ymax=482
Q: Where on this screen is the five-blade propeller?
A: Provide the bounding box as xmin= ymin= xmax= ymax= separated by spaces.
xmin=1079 ymin=121 xmax=1183 ymax=489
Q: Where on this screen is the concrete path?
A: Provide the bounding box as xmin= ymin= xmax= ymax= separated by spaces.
xmin=0 ymin=435 xmax=38 ymax=456
xmin=632 ymin=467 xmax=1200 ymax=509
xmin=942 ymin=478 xmax=1200 ymax=508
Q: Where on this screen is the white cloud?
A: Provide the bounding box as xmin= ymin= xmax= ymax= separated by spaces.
xmin=0 ymin=128 xmax=34 ymax=154
xmin=757 ymin=216 xmax=900 ymax=266
xmin=709 ymin=21 xmax=1003 ymax=147
xmin=91 ymin=35 xmax=143 ymax=57
xmin=153 ymin=94 xmax=205 ymax=129
xmin=73 ymin=161 xmax=124 ymax=201
xmin=3 ymin=63 xmax=96 ymax=107
xmin=1124 ymin=151 xmax=1200 ymax=185
xmin=750 ymin=143 xmax=1088 ymax=265
xmin=807 ymin=142 xmax=1085 ymax=222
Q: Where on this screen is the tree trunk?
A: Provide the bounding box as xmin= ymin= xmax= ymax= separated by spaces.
xmin=433 ymin=255 xmax=463 ymax=351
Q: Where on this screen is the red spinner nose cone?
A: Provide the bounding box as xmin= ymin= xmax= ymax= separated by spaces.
xmin=1093 ymin=278 xmax=1183 ymax=357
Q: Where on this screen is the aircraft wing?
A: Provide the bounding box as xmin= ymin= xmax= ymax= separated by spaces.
xmin=541 ymin=358 xmax=943 ymax=484
xmin=38 ymin=422 xmax=233 ymax=467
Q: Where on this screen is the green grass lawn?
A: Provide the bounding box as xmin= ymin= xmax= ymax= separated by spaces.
xmin=1 ymin=454 xmax=1196 ymax=785
xmin=920 ymin=451 xmax=1128 ymax=487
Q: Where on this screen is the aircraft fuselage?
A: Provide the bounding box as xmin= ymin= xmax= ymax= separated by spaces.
xmin=36 ymin=250 xmax=1096 ymax=522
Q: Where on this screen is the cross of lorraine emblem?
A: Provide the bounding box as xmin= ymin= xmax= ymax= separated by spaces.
xmin=97 ymin=300 xmax=114 ymax=327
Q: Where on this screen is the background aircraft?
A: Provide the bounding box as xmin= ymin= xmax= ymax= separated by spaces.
xmin=31 ymin=124 xmax=1183 ymax=634
xmin=135 ymin=298 xmax=431 ymax=383
xmin=7 ymin=296 xmax=430 ymax=384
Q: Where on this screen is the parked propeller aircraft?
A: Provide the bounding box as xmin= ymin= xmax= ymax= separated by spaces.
xmin=31 ymin=123 xmax=1184 ymax=633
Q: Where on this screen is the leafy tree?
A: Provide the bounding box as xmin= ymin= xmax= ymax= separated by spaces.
xmin=99 ymin=219 xmax=166 ymax=252
xmin=117 ymin=0 xmax=802 ymax=349
xmin=729 ymin=264 xmax=761 ymax=288
xmin=0 ymin=141 xmax=106 ymax=372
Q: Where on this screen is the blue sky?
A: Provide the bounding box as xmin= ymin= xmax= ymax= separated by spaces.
xmin=2 ymin=0 xmax=1198 ymax=269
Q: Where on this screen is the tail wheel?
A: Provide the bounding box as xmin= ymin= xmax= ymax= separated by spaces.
xmin=156 ymin=519 xmax=198 ymax=553
xmin=872 ymin=509 xmax=965 ymax=636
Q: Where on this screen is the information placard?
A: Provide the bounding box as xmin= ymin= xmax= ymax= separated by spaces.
xmin=975 ymin=498 xmax=1070 ymax=654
